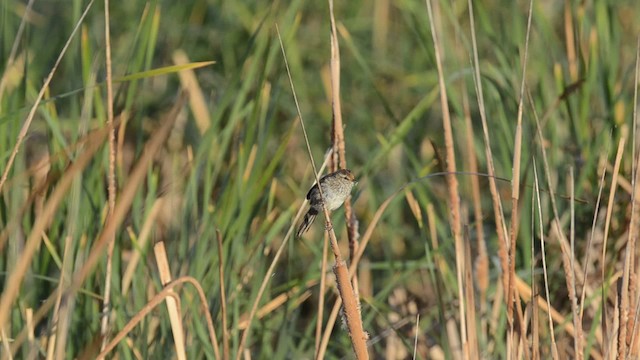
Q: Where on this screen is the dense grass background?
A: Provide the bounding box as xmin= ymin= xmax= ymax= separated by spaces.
xmin=2 ymin=0 xmax=640 ymax=358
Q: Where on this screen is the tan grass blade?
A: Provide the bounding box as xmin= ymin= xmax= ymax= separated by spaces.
xmin=217 ymin=230 xmax=231 ymax=360
xmin=173 ymin=50 xmax=212 ymax=134
xmin=466 ymin=1 xmax=511 ymax=344
xmin=532 ymin=161 xmax=559 ymax=359
xmin=601 ymin=138 xmax=626 ymax=357
xmin=424 ymin=0 xmax=467 ymax=355
xmin=626 ymin=36 xmax=640 ymax=359
xmin=506 ymin=1 xmax=534 ymax=351
xmin=314 ymin=232 xmax=330 ymax=358
xmin=154 ymin=242 xmax=187 ymax=360
xmin=100 ymin=0 xmax=118 ymax=350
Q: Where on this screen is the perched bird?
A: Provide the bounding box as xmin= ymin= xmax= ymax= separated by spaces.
xmin=296 ymin=169 xmax=357 ymax=237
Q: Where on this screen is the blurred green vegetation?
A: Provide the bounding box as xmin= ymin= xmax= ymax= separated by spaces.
xmin=1 ymin=0 xmax=640 ymax=358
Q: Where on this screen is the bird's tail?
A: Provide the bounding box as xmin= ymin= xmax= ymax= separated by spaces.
xmin=296 ymin=208 xmax=318 ymax=237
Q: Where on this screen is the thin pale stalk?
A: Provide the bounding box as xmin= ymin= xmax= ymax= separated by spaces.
xmin=425 ymin=0 xmax=466 ymax=355
xmin=506 ymin=1 xmax=533 ymax=349
xmin=315 ymin=232 xmax=329 ymax=358
xmin=466 ymin=0 xmax=510 ymax=332
xmin=100 ymin=0 xmax=118 ymax=350
xmin=216 ymin=230 xmax=230 ymax=360
xmin=533 ymin=160 xmax=559 ymax=359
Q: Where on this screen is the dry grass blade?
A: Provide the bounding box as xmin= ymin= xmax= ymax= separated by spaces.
xmin=462 ymin=90 xmax=488 ymax=335
xmin=530 ymin=190 xmax=540 ymax=360
xmin=100 ymin=0 xmax=117 ymax=350
xmin=579 ymin=139 xmax=610 ymax=324
xmin=466 ymin=0 xmax=510 ymax=334
xmin=601 ymin=138 xmax=625 ymax=355
xmin=0 ymin=0 xmax=95 ymax=194
xmin=48 ymin=234 xmax=75 ymax=359
xmin=154 ymin=242 xmax=187 ymax=360
xmin=216 ymin=230 xmax=230 ymax=360
xmin=463 ymin=230 xmax=479 ymax=359
xmin=314 ymin=232 xmax=330 ymax=358
xmin=506 ymin=0 xmax=533 ymax=350
xmin=617 ymin=134 xmax=640 ymax=360
xmin=173 ymin=50 xmax=211 ymax=134
xmin=424 ymin=0 xmax=466 ymax=355
xmin=533 ymin=159 xmax=559 ymax=359
xmin=328 ymin=1 xmax=360 ymax=314
xmin=569 ymin=167 xmax=583 ymax=359
xmin=627 ymin=36 xmax=640 ymax=358
xmin=0 ymin=327 xmax=11 ymax=360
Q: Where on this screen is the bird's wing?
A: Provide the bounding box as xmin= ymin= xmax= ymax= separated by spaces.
xmin=306 ymin=183 xmax=318 ymax=200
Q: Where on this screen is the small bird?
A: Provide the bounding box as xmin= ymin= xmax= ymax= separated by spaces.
xmin=296 ymin=169 xmax=357 ymax=237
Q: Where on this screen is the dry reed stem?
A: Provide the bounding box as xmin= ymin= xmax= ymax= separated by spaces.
xmin=216 ymin=230 xmax=231 ymax=360
xmin=466 ymin=0 xmax=510 ymax=331
xmin=0 ymin=0 xmax=94 ymax=195
xmin=412 ymin=314 xmax=420 ymax=360
xmin=100 ymin=0 xmax=118 ymax=350
xmin=48 ymin=233 xmax=75 ymax=359
xmin=627 ymin=37 xmax=640 ymax=358
xmin=154 ymin=242 xmax=187 ymax=360
xmin=327 ymin=0 xmax=360 ymax=300
xmin=602 ymin=138 xmax=626 ymax=355
xmin=424 ymin=0 xmax=467 ymax=356
xmin=96 ymin=276 xmax=218 ymax=359
xmin=532 ymin=162 xmax=560 ymax=359
xmin=275 ymin=25 xmax=368 ymax=359
xmin=564 ymin=1 xmax=578 ymax=82
xmin=463 ymin=232 xmax=478 ymax=359
xmin=569 ymin=167 xmax=583 ymax=359
xmin=25 ymin=308 xmax=36 ymax=360
xmin=579 ymin=141 xmax=611 ymax=323
xmin=506 ymin=1 xmax=533 ymax=350
xmin=462 ymin=90 xmax=488 ymax=334
xmin=237 ymin=283 xmax=315 ymax=330
xmin=0 ymin=125 xmax=107 ymax=332
xmin=6 ymin=94 xmax=187 ymax=356
xmin=327 ymin=0 xmax=345 ymax=173
xmin=0 ymin=328 xmax=11 ymax=360
xmin=173 ymin=50 xmax=211 ymax=134
xmin=315 ymin=232 xmax=330 ymax=358
xmin=530 ymin=192 xmax=540 ymax=360
xmin=617 ymin=149 xmax=640 ymax=359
